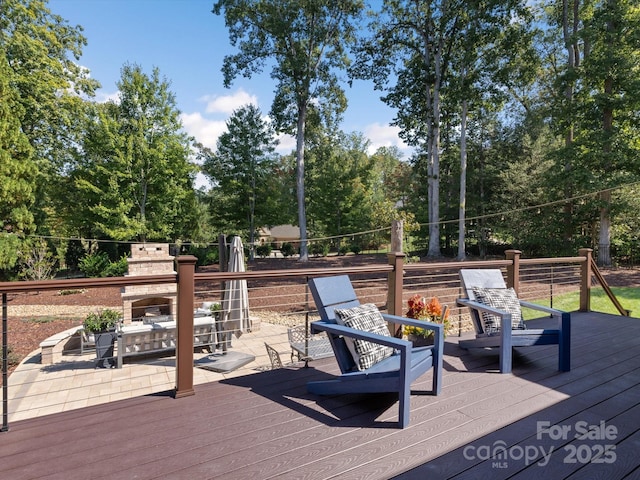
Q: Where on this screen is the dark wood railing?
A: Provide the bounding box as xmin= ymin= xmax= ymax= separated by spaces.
xmin=1 ymin=246 xmax=629 ymax=431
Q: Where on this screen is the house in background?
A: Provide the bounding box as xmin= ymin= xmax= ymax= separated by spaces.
xmin=258 ymin=224 xmax=301 ymax=249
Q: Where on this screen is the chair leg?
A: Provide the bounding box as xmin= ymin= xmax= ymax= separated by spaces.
xmin=433 ymin=334 xmax=443 ymax=395
xmin=500 ymin=321 xmax=513 ymax=374
xmin=559 ymin=311 xmax=571 ymax=371
xmin=398 ymin=380 xmax=410 ymax=429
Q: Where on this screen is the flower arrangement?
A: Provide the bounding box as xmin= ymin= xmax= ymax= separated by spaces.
xmin=404 ymin=295 xmax=450 ymax=339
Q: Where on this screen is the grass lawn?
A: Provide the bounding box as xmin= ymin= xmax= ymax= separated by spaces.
xmin=523 ymin=286 xmax=640 ymax=319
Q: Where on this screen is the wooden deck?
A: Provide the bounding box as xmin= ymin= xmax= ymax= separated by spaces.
xmin=2 ymin=312 xmax=640 ymax=479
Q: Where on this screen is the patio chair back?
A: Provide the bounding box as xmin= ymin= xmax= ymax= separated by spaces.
xmin=308 ymin=275 xmax=360 ymax=373
xmin=459 ymin=268 xmax=507 ymax=335
xmin=264 ymin=342 xmax=283 ymax=369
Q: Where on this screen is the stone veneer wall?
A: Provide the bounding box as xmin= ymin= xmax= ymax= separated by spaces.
xmin=121 ymin=243 xmax=177 ymax=324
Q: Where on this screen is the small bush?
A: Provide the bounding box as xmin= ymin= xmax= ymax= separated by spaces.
xmin=102 ymin=255 xmax=128 ymax=277
xmin=309 ymin=243 xmax=329 ymax=257
xmin=349 ymin=244 xmax=362 ymax=255
xmin=256 ymin=244 xmax=272 ymax=258
xmin=338 ymin=245 xmax=349 ymax=256
xmin=204 ymin=250 xmax=219 ymax=266
xmin=79 ymin=252 xmax=128 ymax=277
xmin=280 ymin=242 xmax=296 ymax=257
xmin=79 ymin=251 xmax=110 ymax=278
xmin=186 ymin=245 xmax=219 ymax=267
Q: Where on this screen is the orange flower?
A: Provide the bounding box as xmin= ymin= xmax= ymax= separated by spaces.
xmin=426 ymin=297 xmax=449 ymax=319
xmin=405 ymin=294 xmax=449 ymax=338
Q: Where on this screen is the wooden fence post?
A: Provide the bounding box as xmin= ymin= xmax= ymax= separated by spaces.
xmin=505 ymin=249 xmax=522 ymax=294
xmin=175 ymin=255 xmax=197 ymax=399
xmin=579 ymin=248 xmax=593 ymax=312
xmin=390 ymin=219 xmax=403 ymax=253
xmin=387 ymin=219 xmax=406 ymax=337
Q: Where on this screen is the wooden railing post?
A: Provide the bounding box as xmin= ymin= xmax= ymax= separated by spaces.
xmin=505 ymin=249 xmax=522 ymax=294
xmin=175 ymin=255 xmax=197 ymax=398
xmin=579 ymin=248 xmax=593 ymax=312
xmin=387 ymin=252 xmax=405 ymax=337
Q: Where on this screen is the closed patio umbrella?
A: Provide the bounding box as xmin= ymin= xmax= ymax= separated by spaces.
xmin=220 ymin=236 xmax=250 ymax=350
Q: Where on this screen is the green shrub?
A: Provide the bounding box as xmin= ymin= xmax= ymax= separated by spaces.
xmin=186 ymin=245 xmax=219 ymax=267
xmin=280 ymin=242 xmax=296 ymax=257
xmin=349 ymin=244 xmax=362 ymax=255
xmin=204 ymin=250 xmax=219 ymax=265
xmin=79 ymin=251 xmax=110 ymax=278
xmin=310 ymin=243 xmax=329 ymax=257
xmin=79 ymin=252 xmax=128 ymax=277
xmin=102 ymin=255 xmax=128 ymax=277
xmin=256 ymin=243 xmax=272 ymax=258
xmin=338 ymin=245 xmax=349 ymax=256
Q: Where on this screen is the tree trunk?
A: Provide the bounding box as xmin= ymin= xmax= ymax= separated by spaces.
xmin=457 ymin=99 xmax=468 ymax=260
xmin=296 ymin=104 xmax=309 ymax=262
xmin=562 ymin=0 xmax=580 ymax=249
xmin=598 ymin=190 xmax=612 ymax=266
xmin=427 ymin=51 xmax=442 ymax=258
xmin=249 ymin=168 xmax=256 ymax=261
xmin=598 ymin=4 xmax=615 ymax=268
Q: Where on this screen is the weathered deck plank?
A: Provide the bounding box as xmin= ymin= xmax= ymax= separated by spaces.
xmin=1 ymin=312 xmax=639 ymax=480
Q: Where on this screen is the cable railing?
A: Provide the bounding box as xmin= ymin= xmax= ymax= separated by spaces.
xmin=1 ymin=247 xmax=623 ymax=431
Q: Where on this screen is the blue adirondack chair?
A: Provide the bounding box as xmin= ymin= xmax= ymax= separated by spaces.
xmin=307 ymin=275 xmax=443 ymax=428
xmin=457 ymin=269 xmax=571 ymax=374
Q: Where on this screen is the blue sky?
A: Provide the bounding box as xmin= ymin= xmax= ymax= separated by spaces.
xmin=48 ymin=0 xmax=409 ymax=159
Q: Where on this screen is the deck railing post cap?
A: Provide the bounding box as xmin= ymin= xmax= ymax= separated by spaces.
xmin=176 ymin=255 xmax=198 ymax=265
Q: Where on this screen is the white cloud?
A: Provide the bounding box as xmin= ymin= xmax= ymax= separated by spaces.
xmin=180 ymin=112 xmax=227 ymax=150
xmin=96 ymin=90 xmax=121 ymax=104
xmin=275 ymin=133 xmax=296 ymax=155
xmin=200 ymin=88 xmax=258 ymax=115
xmin=363 ymin=122 xmax=412 ymax=156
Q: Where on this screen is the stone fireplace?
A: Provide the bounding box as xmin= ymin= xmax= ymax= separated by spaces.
xmin=121 ymin=243 xmax=177 ymax=324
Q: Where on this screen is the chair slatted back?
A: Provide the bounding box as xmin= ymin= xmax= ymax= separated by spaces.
xmin=459 ymin=269 xmax=507 ymax=335
xmin=308 ymin=275 xmax=360 ymax=373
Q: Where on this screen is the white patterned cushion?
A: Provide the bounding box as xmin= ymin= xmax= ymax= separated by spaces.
xmin=334 ymin=303 xmax=394 ymax=371
xmin=472 ymin=287 xmax=526 ymax=334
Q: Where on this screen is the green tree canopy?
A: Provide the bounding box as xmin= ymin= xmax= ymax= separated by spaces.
xmin=200 ymin=104 xmax=280 ymax=255
xmin=72 ymin=64 xmax=197 ymax=242
xmin=1 ymin=0 xmax=99 ymax=233
xmin=213 ymin=0 xmax=364 ymax=260
xmin=0 ymin=49 xmax=36 ymax=274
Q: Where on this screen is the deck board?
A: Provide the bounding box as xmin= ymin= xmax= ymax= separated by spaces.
xmin=1 ymin=312 xmax=640 ymax=480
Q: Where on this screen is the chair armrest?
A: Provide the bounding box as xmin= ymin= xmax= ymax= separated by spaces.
xmin=518 ymin=300 xmax=566 ymax=316
xmin=459 ymin=298 xmax=569 ymax=334
xmin=381 ymin=313 xmax=445 ymax=335
xmin=457 ymin=298 xmax=516 ymax=319
xmin=310 ymin=321 xmax=411 ymax=351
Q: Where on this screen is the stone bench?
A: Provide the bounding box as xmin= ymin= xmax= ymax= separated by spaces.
xmin=40 ymin=327 xmax=82 ymax=364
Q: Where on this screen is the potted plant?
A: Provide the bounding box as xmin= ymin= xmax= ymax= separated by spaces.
xmin=404 ymin=295 xmax=450 ymax=346
xmin=83 ymin=309 xmax=121 ymax=368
